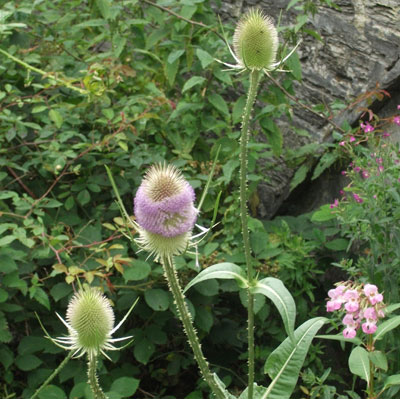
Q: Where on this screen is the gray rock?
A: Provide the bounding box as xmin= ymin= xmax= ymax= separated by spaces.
xmin=218 ymin=0 xmax=400 ymax=218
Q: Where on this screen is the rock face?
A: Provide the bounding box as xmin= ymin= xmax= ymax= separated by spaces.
xmin=220 ymin=0 xmax=400 ymax=218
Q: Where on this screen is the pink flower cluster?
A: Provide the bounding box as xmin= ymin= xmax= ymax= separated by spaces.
xmin=326 ymin=282 xmax=385 ymax=338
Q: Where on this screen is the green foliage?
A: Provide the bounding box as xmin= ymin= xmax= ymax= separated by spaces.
xmin=0 ymin=0 xmax=345 ymax=397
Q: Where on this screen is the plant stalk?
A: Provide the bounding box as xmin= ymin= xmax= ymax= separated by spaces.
xmin=31 ymin=351 xmax=73 ymax=399
xmin=87 ymin=353 xmax=108 ymax=399
xmin=0 ymin=48 xmax=88 ymax=95
xmin=162 ymin=255 xmax=227 ymax=399
xmin=240 ymin=69 xmax=261 ymax=399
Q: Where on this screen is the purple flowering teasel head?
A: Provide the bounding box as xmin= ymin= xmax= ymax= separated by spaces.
xmin=134 ymin=163 xmax=198 ymax=260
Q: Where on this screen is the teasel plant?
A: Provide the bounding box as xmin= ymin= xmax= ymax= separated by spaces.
xmin=34 ymin=285 xmax=137 ymax=399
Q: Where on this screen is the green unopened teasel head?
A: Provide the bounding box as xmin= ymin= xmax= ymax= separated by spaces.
xmin=233 ymin=8 xmax=278 ymax=71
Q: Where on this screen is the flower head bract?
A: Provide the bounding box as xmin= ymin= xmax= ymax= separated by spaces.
xmin=217 ymin=8 xmax=301 ymax=75
xmin=43 ymin=287 xmax=136 ymax=360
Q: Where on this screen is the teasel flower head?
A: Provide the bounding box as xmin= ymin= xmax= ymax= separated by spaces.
xmin=216 ymin=8 xmax=301 ymax=74
xmin=134 ymin=163 xmax=198 ymax=261
xmin=51 ymin=287 xmax=134 ymax=360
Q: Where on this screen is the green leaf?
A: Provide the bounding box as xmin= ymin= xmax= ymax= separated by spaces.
xmin=250 ymin=277 xmax=296 ymax=341
xmin=263 ymin=317 xmax=327 ymax=399
xmin=0 ymin=254 xmax=18 ymax=274
xmin=123 ymin=260 xmax=151 ymax=281
xmin=209 ymin=93 xmax=230 ymax=117
xmin=375 ymin=315 xmax=400 ymax=340
xmin=110 ymin=376 xmax=140 ymax=397
xmin=260 ymin=118 xmax=283 ymax=157
xmin=325 ymin=238 xmax=349 ymax=251
xmin=312 ymin=152 xmax=338 ymax=180
xmin=32 ymin=287 xmax=50 ymax=310
xmin=77 ymin=189 xmax=90 ymax=206
xmin=134 ymin=337 xmax=155 ymax=365
xmin=0 ymin=288 xmax=8 ymax=302
xmin=195 ymin=306 xmax=213 ymax=332
xmin=311 ymin=204 xmax=337 ymax=222
xmin=183 ymin=263 xmax=248 ymax=293
xmin=232 ymin=96 xmax=246 ymax=124
xmin=38 ymin=385 xmax=67 ymax=399
xmin=49 ymin=109 xmax=63 ymax=129
xmin=0 ymin=346 xmax=13 ymax=369
xmin=144 ymin=288 xmax=170 ymax=311
xmin=384 ymin=374 xmax=400 ymax=390
xmin=348 ymin=346 xmax=370 ymax=384
xmin=239 ymin=290 xmax=266 ymax=314
xmin=182 ymin=76 xmax=206 ymax=92
xmin=369 ymin=351 xmax=388 ymax=371
xmin=285 ymin=51 xmax=302 ymax=80
xmin=18 ymin=336 xmax=47 ymax=355
xmin=168 ymin=49 xmax=185 ymax=64
xmin=164 ymin=58 xmax=179 ymax=86
xmin=96 ymin=0 xmax=111 ymax=19
xmin=50 ymin=282 xmax=71 ymax=302
xmin=196 ymin=48 xmax=214 ymax=68
xmin=239 ymin=383 xmax=268 ymax=398
xmin=31 ymin=105 xmax=47 ymax=113
xmin=315 ymin=334 xmax=362 ymax=346
xmin=0 ymin=235 xmax=17 ymax=247
xmin=15 ymin=353 xmax=42 ymax=371
xmin=290 ymin=164 xmax=309 ymax=192
xmin=194 ymin=279 xmax=219 ymax=296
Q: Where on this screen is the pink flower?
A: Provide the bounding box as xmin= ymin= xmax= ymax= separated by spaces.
xmin=397 ymin=105 xmax=400 ymax=110
xmin=341 ymin=171 xmax=347 ymax=176
xmin=362 ymin=321 xmax=377 ymax=334
xmin=352 ymin=193 xmax=363 ymax=203
xmin=343 ymin=327 xmax=357 ymax=338
xmin=343 ymin=313 xmax=356 ymax=326
xmin=327 ymin=300 xmax=341 ymax=312
xmin=344 ymin=289 xmax=360 ymax=312
xmin=349 ymin=136 xmax=356 ymax=142
xmin=363 ymin=307 xmax=377 ymax=320
xmin=393 ymin=116 xmax=400 ymax=126
xmin=383 ymin=132 xmax=390 ymax=138
xmin=330 ymin=199 xmax=339 ymax=209
xmin=339 ymin=141 xmax=346 ymax=146
xmin=361 ymin=122 xmax=374 ymax=133
xmin=362 ymin=170 xmax=369 ymax=179
xmin=354 ymin=166 xmax=361 ymax=172
xmin=364 ymin=284 xmax=383 ymax=305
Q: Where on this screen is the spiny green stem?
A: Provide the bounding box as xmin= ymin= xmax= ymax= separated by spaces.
xmin=162 ymin=255 xmax=227 ymax=399
xmin=0 ymin=48 xmax=88 ymax=95
xmin=87 ymin=354 xmax=108 ymax=399
xmin=31 ymin=351 xmax=73 ymax=399
xmin=240 ymin=69 xmax=261 ymax=399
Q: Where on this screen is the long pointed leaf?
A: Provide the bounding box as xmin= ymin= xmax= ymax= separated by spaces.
xmin=262 ymin=317 xmax=327 ymax=399
xmin=183 ymin=263 xmax=248 ymax=293
xmin=250 ymin=277 xmax=296 ymax=341
xmin=348 ymin=346 xmax=370 ymax=384
xmin=316 ymin=334 xmax=362 ymax=346
xmin=374 ymin=315 xmax=400 ymax=341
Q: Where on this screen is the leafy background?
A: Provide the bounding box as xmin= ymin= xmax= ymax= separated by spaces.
xmin=2 ymin=0 xmax=398 ymax=398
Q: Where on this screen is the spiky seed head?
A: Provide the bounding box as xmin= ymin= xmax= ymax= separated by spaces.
xmin=66 ymin=288 xmax=114 ymax=355
xmin=233 ymin=8 xmax=279 ymax=71
xmin=134 ymin=163 xmax=198 ymax=260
